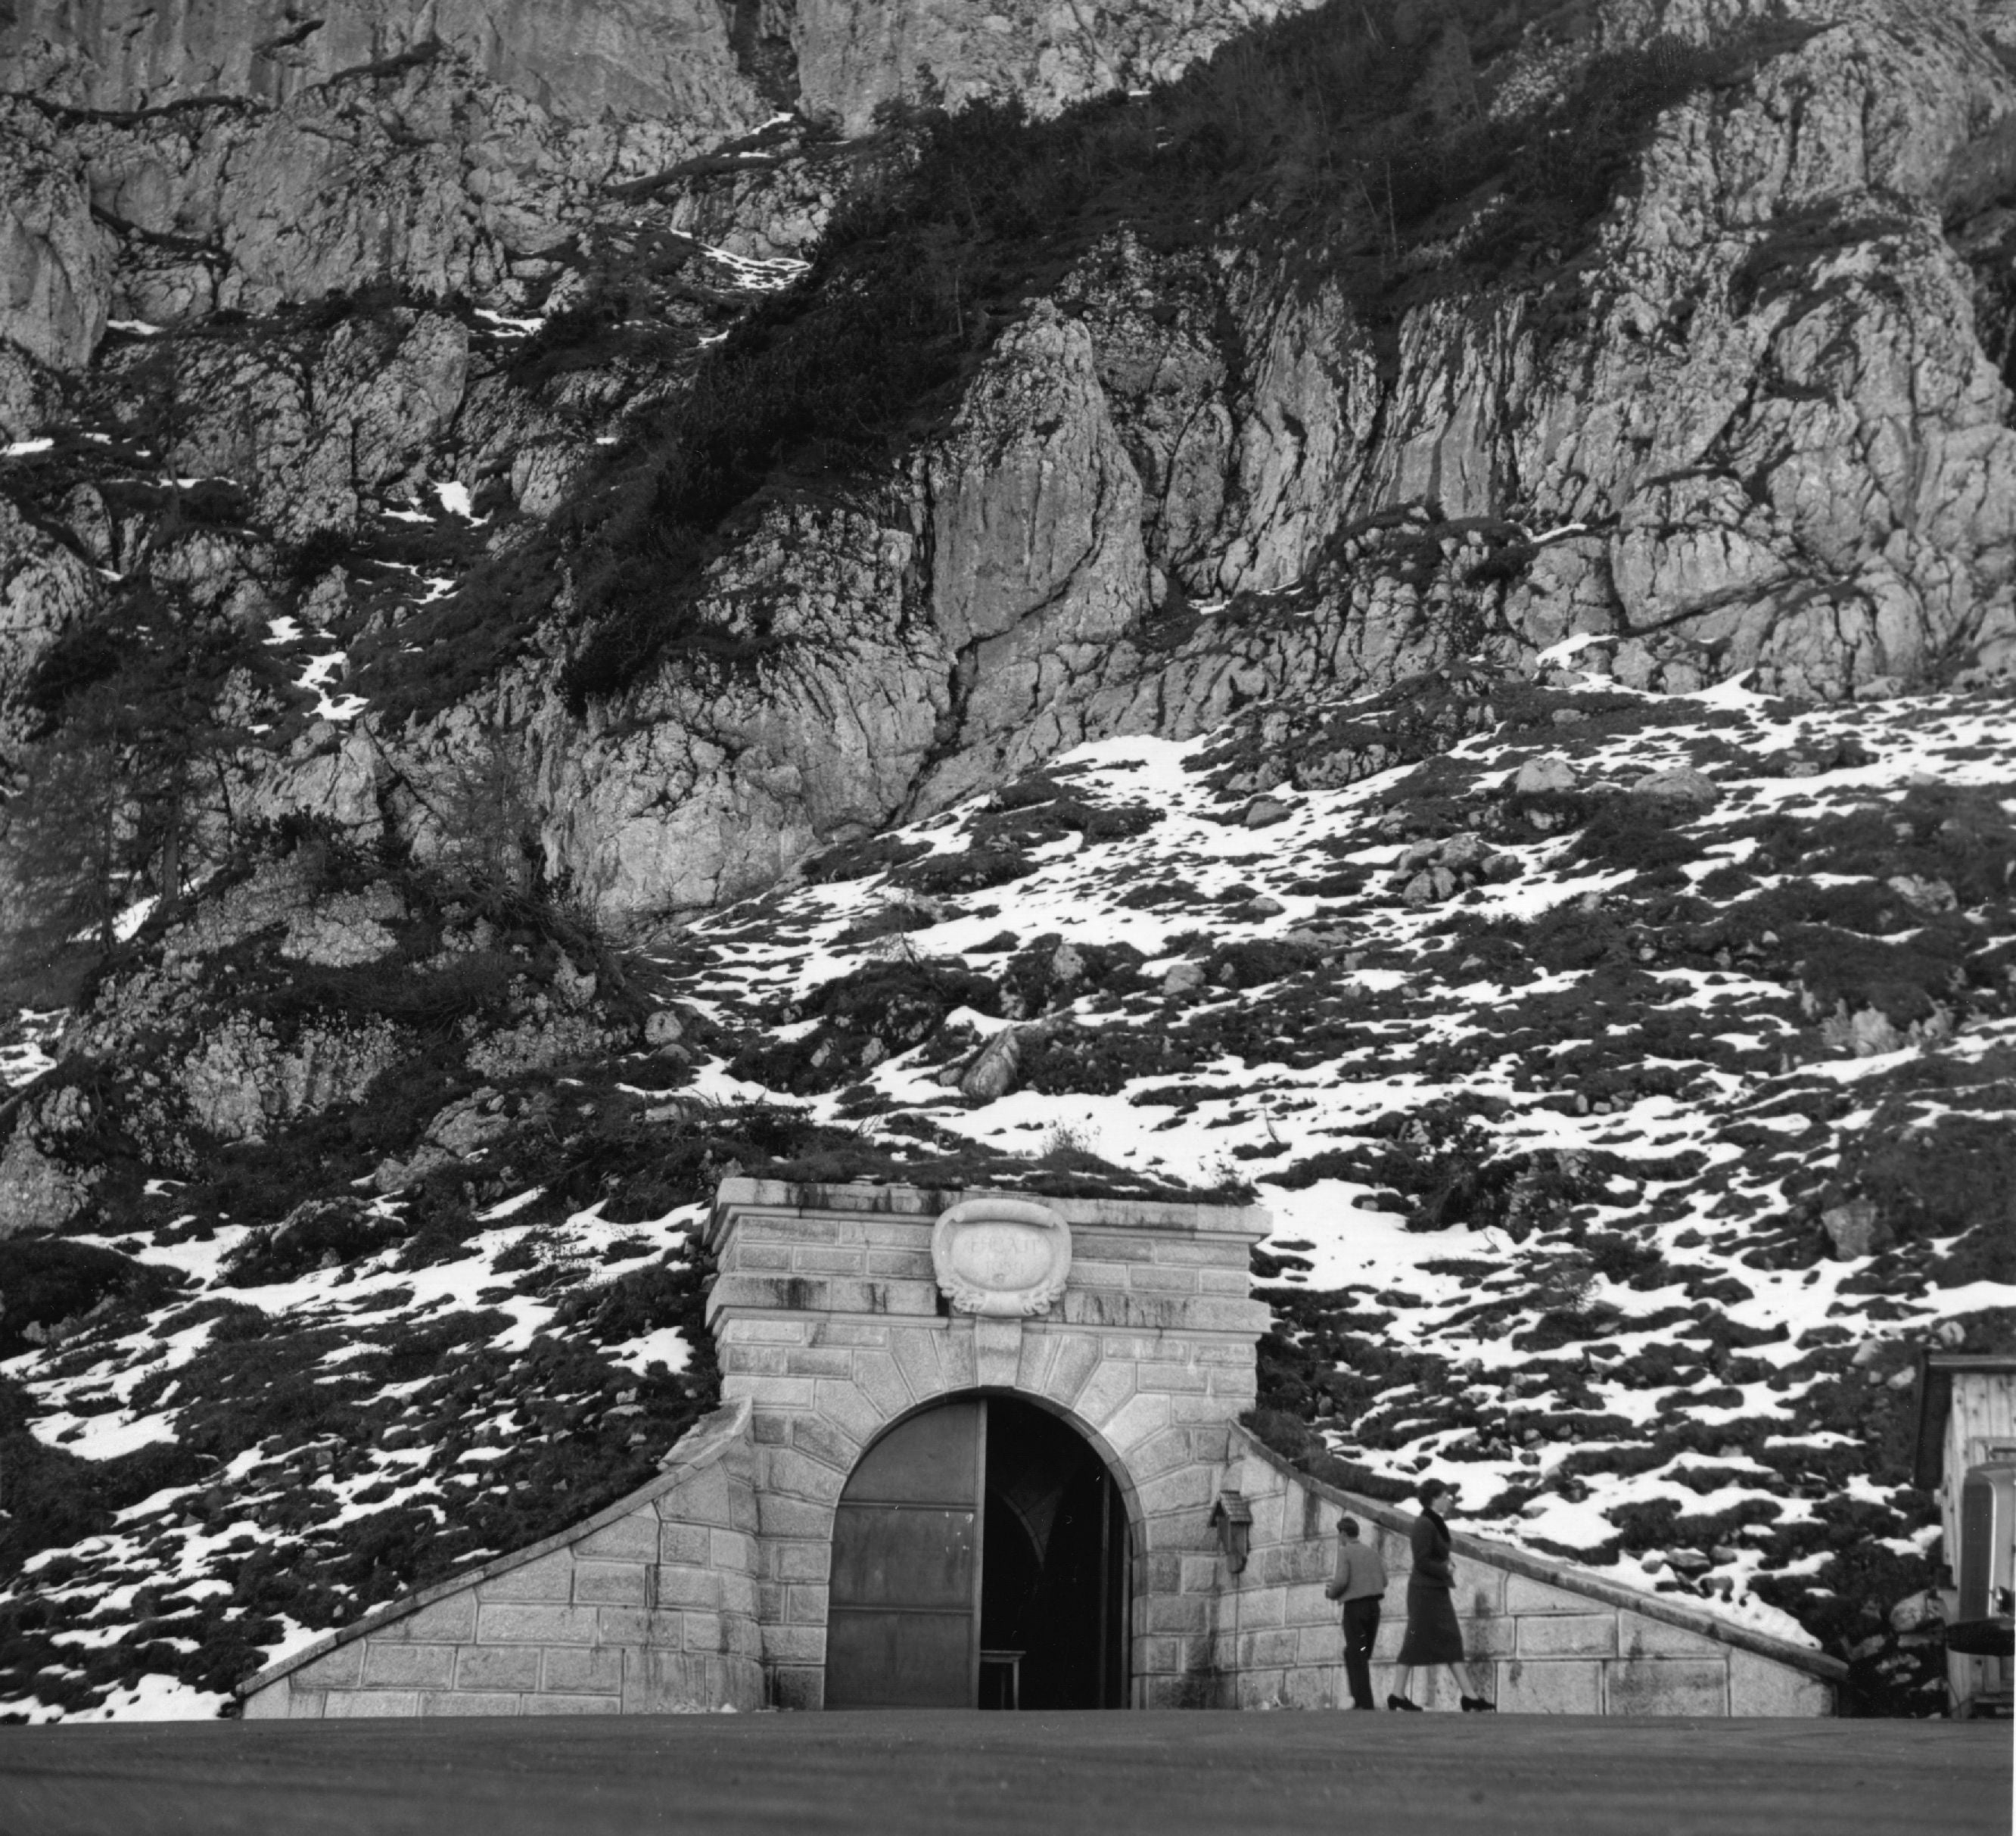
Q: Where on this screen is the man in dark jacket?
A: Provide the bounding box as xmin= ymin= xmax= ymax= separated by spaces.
xmin=1324 ymin=1514 xmax=1388 ymax=1710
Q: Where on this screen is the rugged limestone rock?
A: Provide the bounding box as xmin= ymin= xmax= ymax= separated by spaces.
xmin=0 ymin=127 xmax=112 ymax=370
xmin=530 ymin=0 xmax=2014 ymax=927
xmin=918 ymin=303 xmax=1151 ymax=811
xmin=121 ymin=307 xmax=472 ymax=538
xmin=0 ymin=831 xmax=651 ymax=1231
xmin=371 ymin=1088 xmax=512 ymax=1192
xmin=282 ymin=887 xmax=406 ymax=967
xmin=164 ymin=855 xmax=323 ymax=960
xmin=1393 ymin=830 xmax=1519 ymax=906
xmin=795 ymin=0 xmax=1334 ymax=134
xmin=658 ymin=145 xmax=848 ymax=262
xmin=468 ymin=1011 xmax=619 ymax=1078
xmin=956 ymin=1025 xmax=1028 ymax=1100
xmin=1 ymin=0 xmax=767 ymax=137
xmin=0 ymin=497 xmax=104 ymax=741
xmin=2 ymin=0 xmax=2014 ymax=941
xmin=1 ymin=51 xmax=754 ymax=341
xmin=1631 ymin=767 xmax=1719 ymax=816
xmin=538 ymin=492 xmax=943 ymax=919
xmin=0 ymin=344 xmax=59 ymax=444
xmin=0 ymin=1106 xmax=98 ymax=1239
xmin=1511 ymin=756 xmax=1579 ymax=795
xmin=182 ymin=1015 xmax=406 ymax=1143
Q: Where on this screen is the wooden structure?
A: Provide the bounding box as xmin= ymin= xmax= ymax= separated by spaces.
xmin=825 ymin=1395 xmax=1127 ymax=1709
xmin=1914 ymin=1350 xmax=2016 ymax=1717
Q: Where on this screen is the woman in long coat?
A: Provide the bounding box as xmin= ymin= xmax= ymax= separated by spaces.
xmin=1389 ymin=1478 xmax=1494 ymax=1711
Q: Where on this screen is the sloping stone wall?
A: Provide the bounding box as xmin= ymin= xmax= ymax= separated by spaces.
xmin=241 ymin=1399 xmax=763 ymax=1719
xmin=1209 ymin=1430 xmax=1842 ymax=1716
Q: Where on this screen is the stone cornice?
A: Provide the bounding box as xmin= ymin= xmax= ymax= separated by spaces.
xmin=708 ymin=1175 xmax=1270 ymax=1247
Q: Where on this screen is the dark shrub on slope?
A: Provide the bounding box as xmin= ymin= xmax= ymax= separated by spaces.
xmin=0 ymin=1242 xmax=182 ymax=1358
xmin=355 ymin=2 xmax=1808 ymax=720
xmin=1570 ymin=798 xmax=1704 ymax=872
xmin=728 ymin=959 xmax=1001 ymax=1094
xmin=221 ymin=1200 xmax=409 ymax=1288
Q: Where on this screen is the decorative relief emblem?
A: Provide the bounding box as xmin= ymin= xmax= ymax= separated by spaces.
xmin=931 ymin=1197 xmax=1072 ymax=1318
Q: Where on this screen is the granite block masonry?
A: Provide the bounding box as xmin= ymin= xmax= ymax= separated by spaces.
xmin=240 ymin=1396 xmax=764 ymax=1719
xmin=1206 ymin=1433 xmax=1843 ymax=1715
xmin=239 ymin=1178 xmax=1843 ymax=1718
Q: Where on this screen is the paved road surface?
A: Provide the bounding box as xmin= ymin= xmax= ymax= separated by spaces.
xmin=0 ymin=1712 xmax=2005 ymax=1836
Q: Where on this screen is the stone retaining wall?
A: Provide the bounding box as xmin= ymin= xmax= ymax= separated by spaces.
xmin=242 ymin=1400 xmax=764 ymax=1719
xmin=1209 ymin=1430 xmax=1842 ymax=1715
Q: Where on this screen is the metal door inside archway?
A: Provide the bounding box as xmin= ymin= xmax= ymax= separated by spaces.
xmin=824 ymin=1396 xmax=1129 ymax=1709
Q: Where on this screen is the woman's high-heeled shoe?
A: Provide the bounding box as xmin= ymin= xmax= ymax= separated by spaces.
xmin=1387 ymin=1693 xmax=1422 ymax=1711
xmin=1461 ymin=1694 xmax=1496 ymax=1712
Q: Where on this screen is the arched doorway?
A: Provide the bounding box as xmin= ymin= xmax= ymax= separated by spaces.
xmin=824 ymin=1395 xmax=1130 ymax=1710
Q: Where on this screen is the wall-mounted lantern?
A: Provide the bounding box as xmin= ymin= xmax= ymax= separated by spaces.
xmin=1211 ymin=1489 xmax=1253 ymax=1576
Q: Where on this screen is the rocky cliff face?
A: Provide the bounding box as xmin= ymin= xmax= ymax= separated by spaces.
xmin=2 ymin=0 xmax=1327 ymax=130
xmin=791 ymin=0 xmax=1335 ymax=132
xmin=2 ymin=0 xmax=770 ymax=125
xmin=539 ymin=0 xmax=2016 ymax=921
xmin=13 ymin=0 xmax=2009 ymax=935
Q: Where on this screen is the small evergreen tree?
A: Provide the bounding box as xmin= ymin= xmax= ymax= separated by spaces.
xmin=431 ymin=729 xmax=546 ymax=899
xmin=0 ymin=683 xmax=128 ymax=959
xmin=2 ymin=585 xmax=263 ymax=976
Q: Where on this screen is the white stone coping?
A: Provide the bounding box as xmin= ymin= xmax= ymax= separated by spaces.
xmin=708 ymin=1176 xmax=1271 ymax=1249
xmin=1234 ymin=1428 xmax=1849 ymax=1684
xmin=233 ymin=1397 xmax=754 ymax=1701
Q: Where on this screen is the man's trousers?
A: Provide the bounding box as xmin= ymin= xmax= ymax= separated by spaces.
xmin=1342 ymin=1596 xmax=1381 ymax=1710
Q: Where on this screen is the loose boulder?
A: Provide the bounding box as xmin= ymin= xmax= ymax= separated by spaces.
xmin=958 ymin=1026 xmax=1028 ymax=1100
xmin=1512 ymin=755 xmax=1579 ymax=795
xmin=1821 ymin=1199 xmax=1894 ymax=1259
xmin=1631 ymin=767 xmax=1719 ymax=817
xmin=1243 ymin=796 xmax=1295 ymax=829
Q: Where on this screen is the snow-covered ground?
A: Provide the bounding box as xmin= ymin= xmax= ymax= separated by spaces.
xmin=2 ymin=664 xmax=2009 ymax=1718
xmin=637 ymin=664 xmax=2012 ymax=1679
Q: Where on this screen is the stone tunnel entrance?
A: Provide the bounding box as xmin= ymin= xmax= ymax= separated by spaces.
xmin=826 ymin=1396 xmax=1129 ymax=1710
xmin=690 ymin=1180 xmax=1272 ymax=1711
xmin=238 ymin=1178 xmax=1848 ymax=1722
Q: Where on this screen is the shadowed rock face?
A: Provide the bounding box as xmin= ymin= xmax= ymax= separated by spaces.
xmin=1 ymin=0 xmax=2013 ymax=935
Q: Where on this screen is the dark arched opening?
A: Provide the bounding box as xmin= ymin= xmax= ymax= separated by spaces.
xmin=825 ymin=1395 xmax=1129 ymax=1710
